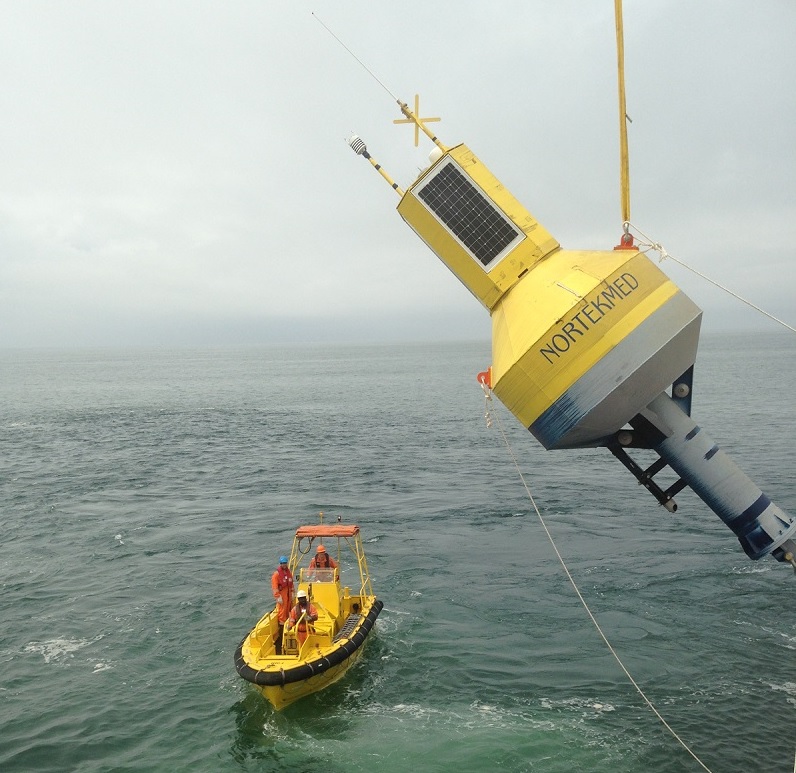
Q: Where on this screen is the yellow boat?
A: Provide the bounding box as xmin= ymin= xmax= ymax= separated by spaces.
xmin=234 ymin=521 xmax=383 ymax=710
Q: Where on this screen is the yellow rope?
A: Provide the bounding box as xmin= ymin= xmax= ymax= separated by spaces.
xmin=615 ymin=0 xmax=631 ymax=223
xmin=626 ymin=221 xmax=796 ymax=334
xmin=482 ymin=386 xmax=715 ymax=772
xmin=613 ymin=2 xmax=793 ymax=342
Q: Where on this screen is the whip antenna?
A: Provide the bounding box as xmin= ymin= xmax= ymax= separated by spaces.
xmin=312 ymin=12 xmax=399 ymax=102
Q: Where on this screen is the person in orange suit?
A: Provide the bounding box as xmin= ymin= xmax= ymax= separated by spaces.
xmin=288 ymin=589 xmax=318 ymax=646
xmin=308 ymin=544 xmax=338 ymax=571
xmin=271 ymin=555 xmax=294 ymax=654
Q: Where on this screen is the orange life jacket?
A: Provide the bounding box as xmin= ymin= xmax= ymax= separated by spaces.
xmin=309 ymin=554 xmax=337 ymax=569
xmin=289 ymin=601 xmax=318 ymax=630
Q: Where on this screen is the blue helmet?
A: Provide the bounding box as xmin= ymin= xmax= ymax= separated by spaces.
xmin=279 ymin=555 xmax=288 ymax=564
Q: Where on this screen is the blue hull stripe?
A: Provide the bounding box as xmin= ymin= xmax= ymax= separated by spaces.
xmin=731 ymin=493 xmax=772 ymax=532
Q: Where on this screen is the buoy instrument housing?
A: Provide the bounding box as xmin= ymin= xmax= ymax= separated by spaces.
xmin=347 ymin=100 xmax=796 ymax=568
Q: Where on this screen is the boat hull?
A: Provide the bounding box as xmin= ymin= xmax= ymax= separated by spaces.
xmin=235 ymin=598 xmax=383 ymax=710
xmin=256 ymin=638 xmax=368 ymax=710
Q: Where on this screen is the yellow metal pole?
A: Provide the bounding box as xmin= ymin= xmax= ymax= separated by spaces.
xmin=615 ymin=0 xmax=631 ymax=224
xmin=366 ymin=154 xmax=404 ymax=196
xmin=347 ymin=135 xmax=405 ymax=196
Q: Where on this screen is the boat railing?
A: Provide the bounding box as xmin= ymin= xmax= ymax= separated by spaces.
xmin=340 ymin=533 xmax=373 ymax=599
xmin=308 ymin=597 xmax=334 ymax=621
xmin=295 ymin=634 xmax=314 ymax=660
xmin=355 ymin=552 xmax=374 ymax=599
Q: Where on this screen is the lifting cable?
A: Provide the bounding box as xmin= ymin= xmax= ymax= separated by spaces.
xmin=625 ymin=221 xmax=796 ymax=335
xmin=613 ymin=2 xmax=793 ymax=337
xmin=481 ymin=383 xmax=715 ymax=773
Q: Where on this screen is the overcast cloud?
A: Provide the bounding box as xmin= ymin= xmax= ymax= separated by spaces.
xmin=1 ymin=1 xmax=794 ymax=348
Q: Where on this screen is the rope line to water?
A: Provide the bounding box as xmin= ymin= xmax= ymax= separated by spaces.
xmin=482 ymin=389 xmax=714 ymax=773
xmin=625 ymin=221 xmax=796 ymax=334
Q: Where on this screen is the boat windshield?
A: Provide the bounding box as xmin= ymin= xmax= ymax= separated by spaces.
xmin=303 ymin=567 xmax=335 ymax=583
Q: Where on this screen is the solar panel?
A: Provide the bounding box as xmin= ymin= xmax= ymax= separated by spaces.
xmin=415 ymin=159 xmax=523 ymax=267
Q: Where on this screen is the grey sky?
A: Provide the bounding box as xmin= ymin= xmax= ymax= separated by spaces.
xmin=1 ymin=1 xmax=794 ymax=348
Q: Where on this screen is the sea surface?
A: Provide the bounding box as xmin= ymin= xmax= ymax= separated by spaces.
xmin=1 ymin=332 xmax=794 ymax=773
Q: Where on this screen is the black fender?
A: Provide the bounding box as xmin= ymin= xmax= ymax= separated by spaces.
xmin=234 ymin=599 xmax=383 ymax=687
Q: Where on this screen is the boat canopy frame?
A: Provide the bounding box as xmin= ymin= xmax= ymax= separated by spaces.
xmin=288 ymin=523 xmax=374 ymax=599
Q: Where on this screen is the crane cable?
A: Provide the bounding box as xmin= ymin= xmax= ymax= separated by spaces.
xmin=481 ymin=384 xmax=715 ymax=773
xmin=614 ymin=2 xmax=793 ymax=335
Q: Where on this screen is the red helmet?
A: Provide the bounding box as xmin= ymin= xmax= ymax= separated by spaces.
xmin=316 ymin=545 xmax=327 ymax=554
